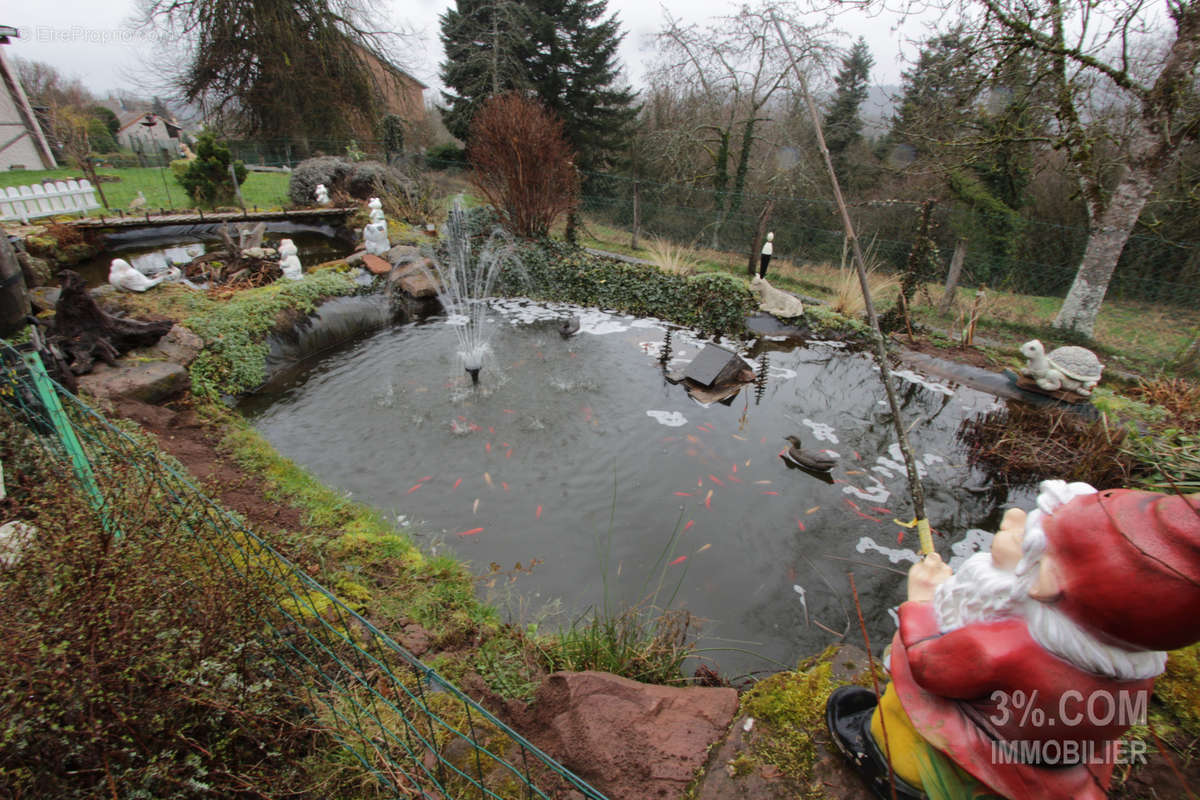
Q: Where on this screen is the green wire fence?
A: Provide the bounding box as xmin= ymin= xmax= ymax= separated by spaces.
xmin=0 ymin=338 xmax=607 ymax=800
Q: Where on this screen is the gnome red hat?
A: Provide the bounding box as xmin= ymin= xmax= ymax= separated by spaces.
xmin=1039 ymin=487 xmax=1200 ymax=652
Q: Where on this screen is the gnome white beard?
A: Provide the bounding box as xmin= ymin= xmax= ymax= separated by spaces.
xmin=934 ymin=538 xmax=1166 ymax=682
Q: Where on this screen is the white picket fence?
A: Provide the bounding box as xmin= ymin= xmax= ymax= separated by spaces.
xmin=0 ymin=180 xmax=102 ymax=224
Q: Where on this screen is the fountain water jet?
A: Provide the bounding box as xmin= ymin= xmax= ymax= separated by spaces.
xmin=425 ymin=199 xmax=523 ymax=386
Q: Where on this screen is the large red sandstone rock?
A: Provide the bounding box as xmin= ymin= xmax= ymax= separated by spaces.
xmin=362 ymin=254 xmax=392 ymax=275
xmin=527 ymin=671 xmax=738 ymax=800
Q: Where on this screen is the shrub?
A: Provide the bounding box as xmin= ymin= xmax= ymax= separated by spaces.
xmin=170 ymin=157 xmax=191 ymax=182
xmin=178 ymin=130 xmax=248 ymax=207
xmin=467 ymin=92 xmax=578 ymax=239
xmin=0 ymin=417 xmax=313 ymax=797
xmin=288 ymin=156 xmax=406 ymax=206
xmin=426 ymin=142 xmax=467 ymax=170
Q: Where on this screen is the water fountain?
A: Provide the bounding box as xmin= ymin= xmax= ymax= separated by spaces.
xmin=424 ymin=199 xmax=521 ymax=386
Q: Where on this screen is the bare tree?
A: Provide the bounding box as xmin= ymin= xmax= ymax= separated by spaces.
xmin=468 ymin=93 xmax=578 ymax=238
xmin=652 ymin=2 xmax=831 ymax=249
xmin=934 ymin=0 xmax=1200 ymax=337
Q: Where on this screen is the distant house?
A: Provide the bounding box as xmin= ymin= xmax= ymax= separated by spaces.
xmin=117 ymin=111 xmax=182 ymax=160
xmin=355 ymin=46 xmax=427 ymax=132
xmin=0 ymin=27 xmax=56 ymax=170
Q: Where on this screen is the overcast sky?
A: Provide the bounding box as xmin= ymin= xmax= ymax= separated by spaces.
xmin=2 ymin=0 xmax=930 ymax=101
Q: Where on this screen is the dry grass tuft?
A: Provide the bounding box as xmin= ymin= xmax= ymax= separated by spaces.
xmin=957 ymin=403 xmax=1138 ymax=489
xmin=646 ymin=236 xmax=701 ymax=276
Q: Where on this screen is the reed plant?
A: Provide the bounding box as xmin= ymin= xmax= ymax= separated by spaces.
xmin=536 ymin=482 xmax=696 ymax=685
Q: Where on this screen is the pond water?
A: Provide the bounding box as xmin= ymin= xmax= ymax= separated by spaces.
xmin=241 ymin=300 xmax=1034 ymax=678
xmin=75 ymin=223 xmax=355 ymax=287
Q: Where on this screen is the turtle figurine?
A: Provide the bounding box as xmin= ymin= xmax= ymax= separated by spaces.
xmin=1019 ymin=339 xmax=1104 ymax=397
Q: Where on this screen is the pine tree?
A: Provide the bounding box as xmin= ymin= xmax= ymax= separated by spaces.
xmin=439 ymin=0 xmax=535 ymax=141
xmin=823 ymin=38 xmax=873 ymax=188
xmin=439 ymin=0 xmax=636 ymax=175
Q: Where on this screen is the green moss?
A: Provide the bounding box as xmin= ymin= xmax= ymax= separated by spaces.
xmin=185 ymin=271 xmax=359 ymax=398
xmin=740 ymin=647 xmax=879 ymax=795
xmin=803 ymin=303 xmax=871 ymax=338
xmin=1157 ymin=643 xmax=1200 ymax=738
xmin=332 ymin=575 xmax=373 ymax=613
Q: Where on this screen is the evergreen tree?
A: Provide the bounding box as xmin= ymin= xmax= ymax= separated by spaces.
xmin=439 ymin=0 xmax=636 ymax=174
xmin=439 ymin=0 xmax=535 ymax=141
xmin=886 ymin=28 xmax=982 ymax=160
xmin=823 ymin=38 xmax=873 ymax=188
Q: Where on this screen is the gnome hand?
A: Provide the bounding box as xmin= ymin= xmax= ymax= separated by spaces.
xmin=907 ymin=552 xmax=952 ymax=603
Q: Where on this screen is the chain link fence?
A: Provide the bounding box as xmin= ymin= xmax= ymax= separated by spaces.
xmin=0 ymin=338 xmax=607 ymax=800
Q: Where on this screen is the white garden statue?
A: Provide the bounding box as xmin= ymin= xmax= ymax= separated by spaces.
xmin=363 ymin=221 xmax=390 ymax=256
xmin=315 ymin=184 xmax=331 ymax=206
xmin=1020 ymin=339 xmax=1104 ymax=397
xmin=109 ymin=258 xmax=174 ymax=292
xmin=368 ymin=196 xmax=385 ymax=224
xmin=278 ymin=238 xmax=303 ymax=280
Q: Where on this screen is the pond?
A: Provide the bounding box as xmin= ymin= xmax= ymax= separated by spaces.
xmin=241 ymin=299 xmax=1034 ymax=678
xmin=74 ymin=222 xmax=355 ymax=287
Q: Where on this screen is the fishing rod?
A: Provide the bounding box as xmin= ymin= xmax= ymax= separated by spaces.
xmin=769 ymin=10 xmax=933 ymax=555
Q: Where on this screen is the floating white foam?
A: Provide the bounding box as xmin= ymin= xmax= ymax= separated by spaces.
xmin=802 ymin=419 xmax=839 ymax=443
xmin=856 ymin=536 xmax=921 ymax=564
xmin=948 ymin=528 xmax=993 ymax=570
xmin=769 ymin=366 xmax=798 ymax=381
xmin=843 ymin=476 xmax=891 ymax=503
xmin=892 ymin=368 xmax=955 ymax=396
xmin=647 ymin=410 xmax=688 ymax=427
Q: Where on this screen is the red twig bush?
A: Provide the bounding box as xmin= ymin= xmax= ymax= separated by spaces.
xmin=467 ymin=92 xmax=578 ymax=238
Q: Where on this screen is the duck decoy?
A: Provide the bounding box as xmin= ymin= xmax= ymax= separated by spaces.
xmin=782 ymin=434 xmax=838 ymax=472
xmin=558 ymin=314 xmax=580 ymax=338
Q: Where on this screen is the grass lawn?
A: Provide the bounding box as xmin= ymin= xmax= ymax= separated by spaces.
xmin=574 ymin=214 xmax=1197 ymax=377
xmin=1 ymin=166 xmax=290 ymax=213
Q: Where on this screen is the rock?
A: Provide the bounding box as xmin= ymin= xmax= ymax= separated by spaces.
xmin=345 ymin=250 xmax=366 ymax=267
xmin=29 ymin=286 xmax=61 ymax=313
xmin=389 ymin=259 xmax=439 ymax=299
xmin=750 ymin=276 xmax=804 ymax=318
xmin=0 ymin=521 xmax=36 ymax=568
xmin=385 ymin=244 xmax=421 ymax=267
xmin=527 ymin=670 xmax=738 ymax=800
xmin=137 ymin=324 xmax=203 ymax=368
xmin=77 ymin=361 xmax=189 ymax=404
xmin=362 ymin=254 xmax=392 ymax=275
xmin=16 ymin=251 xmax=52 ymax=287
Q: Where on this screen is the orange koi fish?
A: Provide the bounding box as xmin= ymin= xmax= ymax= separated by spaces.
xmin=407 ymin=483 xmax=423 ymax=494
xmin=806 ymin=506 xmax=820 ymax=514
xmin=452 ymin=478 xmax=462 ymax=490
xmin=708 ymin=474 xmax=725 ymax=487
xmin=484 ymin=472 xmax=494 ymax=488
xmin=696 ymin=543 xmax=711 ymax=553
xmin=704 ymin=489 xmax=713 ymax=509
xmin=536 ymin=505 xmax=543 ymax=519
xmin=683 ymin=520 xmax=694 ymax=532
xmin=674 ymin=492 xmax=693 ymax=497
xmin=458 ymin=528 xmax=484 ymax=536
xmin=670 ymin=555 xmax=687 ymax=566
xmin=501 ymin=482 xmax=509 ymax=491
xmin=761 ymin=490 xmax=779 ymax=496
xmin=796 ymin=520 xmax=806 ymax=532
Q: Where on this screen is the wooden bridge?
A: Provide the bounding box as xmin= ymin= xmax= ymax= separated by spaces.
xmin=63 ymin=206 xmax=358 ymax=230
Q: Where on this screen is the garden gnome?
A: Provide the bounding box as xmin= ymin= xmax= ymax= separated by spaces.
xmin=759 ymin=232 xmax=774 ymax=279
xmin=315 ymin=184 xmax=331 ymax=206
xmin=109 ymin=258 xmax=169 ymax=292
xmin=827 ymin=479 xmax=1200 ymax=800
xmin=278 ymin=238 xmax=302 ymax=280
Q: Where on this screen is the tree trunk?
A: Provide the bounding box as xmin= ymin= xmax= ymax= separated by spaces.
xmin=630 ymin=181 xmax=640 ymax=250
xmin=939 ymin=238 xmax=968 ymax=314
xmin=1052 ymin=161 xmax=1157 ymax=338
xmin=748 ymin=197 xmax=774 ymax=277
